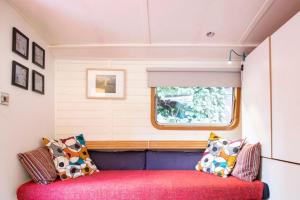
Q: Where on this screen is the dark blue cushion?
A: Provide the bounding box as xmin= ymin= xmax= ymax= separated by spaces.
xmin=146 ymin=150 xmax=203 ymax=170
xmin=262 ymin=182 xmax=270 ymax=199
xmin=89 ymin=151 xmax=146 ymax=170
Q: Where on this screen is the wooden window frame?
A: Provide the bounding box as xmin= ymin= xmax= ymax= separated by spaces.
xmin=150 ymin=87 xmax=241 ymax=130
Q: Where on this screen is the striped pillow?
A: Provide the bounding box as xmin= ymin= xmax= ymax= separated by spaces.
xmin=231 ymin=143 xmax=261 ymax=182
xmin=18 ymin=147 xmax=57 ymax=184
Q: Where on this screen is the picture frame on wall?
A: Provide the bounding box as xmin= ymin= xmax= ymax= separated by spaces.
xmin=32 ymin=70 xmax=45 ymax=95
xmin=11 ymin=61 xmax=29 ymax=90
xmin=12 ymin=27 xmax=29 ymax=59
xmin=87 ymin=69 xmax=126 ymax=99
xmin=32 ymin=42 xmax=45 ymax=69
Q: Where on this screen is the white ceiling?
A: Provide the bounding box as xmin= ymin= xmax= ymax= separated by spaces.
xmin=7 ymin=0 xmax=300 ymax=59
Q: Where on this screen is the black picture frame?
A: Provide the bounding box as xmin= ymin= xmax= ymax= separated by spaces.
xmin=32 ymin=70 xmax=45 ymax=95
xmin=12 ymin=61 xmax=29 ymax=90
xmin=12 ymin=27 xmax=29 ymax=60
xmin=32 ymin=42 xmax=45 ymax=69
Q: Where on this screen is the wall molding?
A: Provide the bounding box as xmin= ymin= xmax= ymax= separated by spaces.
xmin=48 ymin=43 xmax=258 ymax=48
xmin=86 ymin=140 xmax=207 ymax=150
xmin=239 ymin=0 xmax=275 ymax=43
xmin=262 ymin=156 xmax=300 ymax=166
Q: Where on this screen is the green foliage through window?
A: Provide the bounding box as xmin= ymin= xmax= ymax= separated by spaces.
xmin=155 ymin=87 xmax=234 ymax=125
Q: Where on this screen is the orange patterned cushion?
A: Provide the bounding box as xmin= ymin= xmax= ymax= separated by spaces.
xmin=43 ymin=134 xmax=98 ymax=180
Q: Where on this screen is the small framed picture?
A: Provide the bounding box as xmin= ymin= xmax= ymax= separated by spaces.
xmin=32 ymin=70 xmax=45 ymax=95
xmin=12 ymin=27 xmax=29 ymax=60
xmin=12 ymin=61 xmax=29 ymax=90
xmin=32 ymin=42 xmax=45 ymax=68
xmin=87 ymin=69 xmax=126 ymax=99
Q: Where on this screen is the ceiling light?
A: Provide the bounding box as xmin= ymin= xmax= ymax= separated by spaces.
xmin=206 ymin=32 xmax=215 ymax=37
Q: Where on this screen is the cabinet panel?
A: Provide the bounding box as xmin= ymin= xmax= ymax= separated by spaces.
xmin=242 ymin=38 xmax=272 ymax=158
xmin=271 ymin=12 xmax=300 ymax=163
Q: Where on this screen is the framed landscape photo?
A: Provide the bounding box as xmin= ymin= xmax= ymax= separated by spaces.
xmin=32 ymin=42 xmax=45 ymax=68
xmin=12 ymin=27 xmax=29 ymax=59
xmin=87 ymin=69 xmax=126 ymax=99
xmin=12 ymin=61 xmax=29 ymax=90
xmin=32 ymin=70 xmax=45 ymax=95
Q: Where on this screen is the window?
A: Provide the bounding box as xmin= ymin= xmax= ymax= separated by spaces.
xmin=151 ymin=87 xmax=240 ymax=130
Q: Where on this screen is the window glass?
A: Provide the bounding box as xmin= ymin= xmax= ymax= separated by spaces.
xmin=154 ymin=87 xmax=235 ymax=126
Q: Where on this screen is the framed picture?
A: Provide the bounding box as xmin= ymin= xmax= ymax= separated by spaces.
xmin=87 ymin=69 xmax=126 ymax=99
xmin=12 ymin=27 xmax=29 ymax=59
xmin=12 ymin=61 xmax=29 ymax=90
xmin=32 ymin=70 xmax=45 ymax=95
xmin=32 ymin=42 xmax=45 ymax=68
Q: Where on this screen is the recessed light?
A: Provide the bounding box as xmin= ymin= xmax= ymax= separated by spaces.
xmin=206 ymin=32 xmax=215 ymax=37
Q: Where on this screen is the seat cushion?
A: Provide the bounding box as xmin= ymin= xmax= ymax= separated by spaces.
xmin=17 ymin=170 xmax=264 ymax=200
xmin=89 ymin=151 xmax=146 ymax=170
xmin=146 ymin=151 xmax=203 ymax=170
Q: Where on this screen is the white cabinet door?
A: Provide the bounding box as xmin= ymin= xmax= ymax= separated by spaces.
xmin=271 ymin=12 xmax=300 ymax=163
xmin=242 ymin=38 xmax=272 ymax=158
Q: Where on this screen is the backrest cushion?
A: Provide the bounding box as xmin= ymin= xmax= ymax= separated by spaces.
xmin=195 ymin=132 xmax=244 ymax=177
xmin=89 ymin=151 xmax=146 ymax=170
xmin=232 ymin=143 xmax=261 ymax=181
xmin=43 ymin=134 xmax=98 ymax=180
xmin=18 ymin=147 xmax=57 ymax=184
xmin=146 ymin=150 xmax=203 ymax=170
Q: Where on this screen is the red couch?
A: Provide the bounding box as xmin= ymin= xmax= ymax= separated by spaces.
xmin=17 ymin=170 xmax=264 ymax=200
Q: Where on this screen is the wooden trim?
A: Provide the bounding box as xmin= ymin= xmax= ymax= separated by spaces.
xmin=86 ymin=141 xmax=148 ymax=150
xmin=149 ymin=141 xmax=207 ymax=149
xmin=86 ymin=140 xmax=207 ymax=150
xmin=150 ymin=87 xmax=241 ymax=130
xmin=86 ymin=68 xmax=127 ymax=100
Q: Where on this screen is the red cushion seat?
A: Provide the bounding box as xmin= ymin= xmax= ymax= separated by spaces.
xmin=17 ymin=170 xmax=264 ymax=200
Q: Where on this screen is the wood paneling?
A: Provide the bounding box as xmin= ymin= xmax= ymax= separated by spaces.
xmin=55 ymin=60 xmax=242 ymax=141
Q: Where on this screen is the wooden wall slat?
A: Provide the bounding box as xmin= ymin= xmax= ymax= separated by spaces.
xmin=86 ymin=141 xmax=148 ymax=150
xmin=86 ymin=140 xmax=207 ymax=150
xmin=149 ymin=140 xmax=207 ymax=149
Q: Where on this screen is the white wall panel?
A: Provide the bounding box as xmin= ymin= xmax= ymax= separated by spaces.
xmin=0 ymin=1 xmax=54 ymax=199
xmin=271 ymin=12 xmax=300 ymax=163
xmin=261 ymin=158 xmax=300 ymax=200
xmin=242 ymin=38 xmax=272 ymax=157
xmin=55 ymin=60 xmax=242 ymax=141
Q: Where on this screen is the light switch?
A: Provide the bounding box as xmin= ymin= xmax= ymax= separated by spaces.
xmin=0 ymin=92 xmax=9 ymax=106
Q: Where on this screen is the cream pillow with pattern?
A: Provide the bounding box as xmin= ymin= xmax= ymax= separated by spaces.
xmin=196 ymin=132 xmax=244 ymax=177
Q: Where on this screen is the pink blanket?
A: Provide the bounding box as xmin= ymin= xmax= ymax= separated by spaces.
xmin=17 ymin=170 xmax=264 ymax=200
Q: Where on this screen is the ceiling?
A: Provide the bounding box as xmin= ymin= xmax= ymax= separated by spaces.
xmin=7 ymin=0 xmax=300 ymax=60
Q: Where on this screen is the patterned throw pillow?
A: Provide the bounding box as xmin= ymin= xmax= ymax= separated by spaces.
xmin=231 ymin=143 xmax=261 ymax=182
xmin=195 ymin=132 xmax=244 ymax=177
xmin=18 ymin=147 xmax=57 ymax=184
xmin=43 ymin=134 xmax=98 ymax=180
